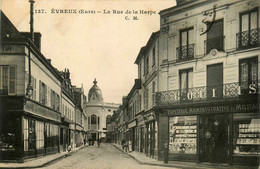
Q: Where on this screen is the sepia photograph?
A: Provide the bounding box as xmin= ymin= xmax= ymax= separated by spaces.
xmin=0 ymin=0 xmax=259 ymax=168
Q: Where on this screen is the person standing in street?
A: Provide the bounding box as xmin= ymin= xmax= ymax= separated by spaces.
xmin=164 ymin=143 xmax=168 ymax=164
xmin=121 ymin=139 xmax=126 ymax=150
xmin=97 ymin=138 xmax=101 ymax=148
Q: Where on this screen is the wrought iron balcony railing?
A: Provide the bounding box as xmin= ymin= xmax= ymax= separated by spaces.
xmin=155 ymin=81 xmax=258 ymax=106
xmin=176 ymin=44 xmax=195 ymax=62
xmin=204 ymin=36 xmax=225 ymax=54
xmin=236 ymin=28 xmax=260 ymax=50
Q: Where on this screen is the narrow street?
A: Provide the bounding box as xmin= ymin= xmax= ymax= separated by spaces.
xmin=42 ymin=143 xmax=178 ymax=169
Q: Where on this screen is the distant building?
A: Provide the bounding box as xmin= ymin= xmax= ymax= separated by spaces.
xmin=84 ymin=79 xmax=120 ymax=141
xmin=73 ymin=85 xmax=86 ymax=147
xmin=60 ymin=69 xmax=75 ymax=151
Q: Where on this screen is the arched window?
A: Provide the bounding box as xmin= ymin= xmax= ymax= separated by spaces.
xmin=91 ymin=115 xmax=97 ymax=124
xmin=106 ymin=115 xmax=112 ymax=124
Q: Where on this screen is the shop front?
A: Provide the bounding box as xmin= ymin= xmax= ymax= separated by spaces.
xmin=144 ymin=111 xmax=158 ymax=159
xmin=128 ymin=120 xmax=136 ymax=151
xmin=0 ymin=97 xmax=61 ymax=161
xmin=156 ymin=99 xmax=259 ymax=166
xmin=135 ymin=114 xmax=146 ymax=154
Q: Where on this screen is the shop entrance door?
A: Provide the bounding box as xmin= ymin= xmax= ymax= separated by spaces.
xmin=199 ymin=114 xmax=228 ymax=163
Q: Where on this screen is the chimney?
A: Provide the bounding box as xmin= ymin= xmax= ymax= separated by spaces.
xmin=29 ymin=0 xmax=35 ymax=42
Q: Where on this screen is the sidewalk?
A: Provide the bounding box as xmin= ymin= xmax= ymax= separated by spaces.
xmin=112 ymin=143 xmax=259 ymax=169
xmin=0 ymin=145 xmax=88 ymax=169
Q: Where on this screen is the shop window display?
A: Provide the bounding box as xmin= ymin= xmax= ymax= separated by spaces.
xmin=233 ymin=113 xmax=260 ymax=155
xmin=169 ymin=116 xmax=197 ymax=154
xmin=0 ymin=119 xmax=16 ymax=151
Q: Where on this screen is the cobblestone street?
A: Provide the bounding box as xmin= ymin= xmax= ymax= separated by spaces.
xmin=42 ymin=143 xmax=178 ymax=169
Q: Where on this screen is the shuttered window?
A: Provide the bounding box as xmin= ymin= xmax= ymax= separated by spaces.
xmin=0 ymin=66 xmax=16 ymax=95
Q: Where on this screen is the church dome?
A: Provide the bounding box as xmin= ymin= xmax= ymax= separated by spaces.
xmin=88 ymin=79 xmax=103 ymax=102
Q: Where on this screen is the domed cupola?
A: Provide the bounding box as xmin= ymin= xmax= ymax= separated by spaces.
xmin=88 ymin=79 xmax=103 ymax=103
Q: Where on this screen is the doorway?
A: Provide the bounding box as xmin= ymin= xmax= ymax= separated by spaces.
xmin=199 ymin=114 xmax=229 ymax=163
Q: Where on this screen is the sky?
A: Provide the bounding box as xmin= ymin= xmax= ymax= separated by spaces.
xmin=1 ymin=0 xmax=176 ymax=104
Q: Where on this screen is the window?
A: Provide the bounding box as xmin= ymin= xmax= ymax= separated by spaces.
xmin=139 ymin=95 xmax=142 ymax=111
xmin=144 ymin=88 xmax=149 ymax=109
xmin=91 ymin=115 xmax=97 ymax=130
xmin=239 ymin=57 xmax=258 ymax=95
xmin=138 ymin=63 xmax=142 ymax=78
xmin=39 ymin=81 xmax=47 ymax=105
xmin=0 ymin=118 xmax=17 ymax=151
xmin=23 ymin=118 xmax=29 ymax=151
xmin=179 ymin=69 xmax=193 ymax=101
xmin=0 ymin=66 xmax=16 ymax=95
xmin=152 ymin=47 xmax=155 ymax=66
xmin=152 ymin=81 xmax=156 ymax=105
xmin=36 ymin=121 xmax=44 ymax=149
xmin=169 ymin=116 xmax=197 ymax=154
xmin=45 ymin=123 xmax=59 ymax=148
xmin=144 ymin=56 xmax=149 ymax=75
xmin=233 ymin=113 xmax=260 ymax=156
xmin=31 ymin=76 xmax=37 ymax=100
xmin=177 ymin=28 xmax=194 ymax=61
xmin=28 ymin=119 xmax=36 ymax=150
xmin=205 ymin=19 xmax=224 ymax=54
xmin=237 ymin=8 xmax=259 ymax=49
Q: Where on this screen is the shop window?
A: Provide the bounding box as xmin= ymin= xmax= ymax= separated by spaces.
xmin=0 ymin=118 xmax=16 ymax=151
xmin=169 ymin=116 xmax=197 ymax=154
xmin=239 ymin=56 xmax=258 ymax=96
xmin=0 ymin=66 xmax=16 ymax=95
xmin=233 ymin=113 xmax=260 ymax=156
xmin=36 ymin=121 xmax=44 ymax=149
xmin=23 ymin=118 xmax=29 ymax=151
xmin=154 ymin=121 xmax=158 ymax=151
xmin=45 ymin=123 xmax=59 ymax=148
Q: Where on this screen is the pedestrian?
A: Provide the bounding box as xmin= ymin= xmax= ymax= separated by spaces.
xmin=164 ymin=143 xmax=168 ymax=164
xmin=121 ymin=139 xmax=126 ymax=150
xmin=124 ymin=141 xmax=129 ymax=152
xmin=128 ymin=140 xmax=132 ymax=152
xmin=97 ymin=138 xmax=101 ymax=148
xmin=84 ymin=138 xmax=86 ymax=145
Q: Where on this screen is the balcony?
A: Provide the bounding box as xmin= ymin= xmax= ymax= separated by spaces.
xmin=176 ymin=44 xmax=195 ymax=62
xmin=236 ymin=28 xmax=260 ymax=50
xmin=155 ymin=81 xmax=258 ymax=106
xmin=204 ymin=36 xmax=225 ymax=54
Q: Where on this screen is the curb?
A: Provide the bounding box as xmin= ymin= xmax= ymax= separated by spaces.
xmin=0 ymin=145 xmax=88 ymax=169
xmin=111 ymin=144 xmax=258 ymax=169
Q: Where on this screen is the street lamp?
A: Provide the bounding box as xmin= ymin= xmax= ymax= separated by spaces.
xmin=25 ymin=0 xmax=35 ymax=100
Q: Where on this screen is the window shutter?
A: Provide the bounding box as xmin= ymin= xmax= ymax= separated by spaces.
xmin=43 ymin=84 xmax=46 ymax=105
